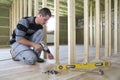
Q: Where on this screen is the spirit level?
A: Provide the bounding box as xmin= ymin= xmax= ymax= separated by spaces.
xmin=56 ymin=61 xmax=111 ymax=71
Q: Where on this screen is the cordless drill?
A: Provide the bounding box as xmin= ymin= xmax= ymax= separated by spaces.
xmin=39 ymin=41 xmax=51 ymax=53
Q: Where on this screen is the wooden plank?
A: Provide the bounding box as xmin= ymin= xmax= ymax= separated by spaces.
xmin=0 ymin=26 xmax=9 ymax=28
xmin=109 ymin=0 xmax=112 ymax=56
xmin=9 ymin=5 xmax=12 ymax=35
xmin=84 ymin=0 xmax=89 ymax=62
xmin=23 ymin=0 xmax=27 ymax=17
xmin=42 ymin=0 xmax=47 ymax=8
xmin=16 ymin=0 xmax=20 ymax=22
xmin=100 ymin=13 xmax=102 ymax=47
xmin=54 ymin=0 xmax=60 ymax=63
xmin=105 ymin=0 xmax=109 ymax=57
xmin=28 ymin=0 xmax=32 ymax=16
xmin=114 ymin=0 xmax=118 ymax=54
xmin=19 ymin=0 xmax=23 ymax=18
xmin=90 ymin=0 xmax=93 ymax=46
xmin=11 ymin=0 xmax=13 ymax=33
xmin=13 ymin=0 xmax=17 ymax=29
xmin=0 ymin=45 xmax=120 ymax=80
xmin=119 ymin=0 xmax=120 ymax=52
xmin=93 ymin=11 xmax=96 ymax=46
xmin=0 ymin=47 xmax=120 ymax=80
xmin=0 ymin=45 xmax=10 ymax=48
xmin=0 ymin=16 xmax=9 ymax=18
xmin=0 ymin=36 xmax=9 ymax=37
xmin=95 ymin=0 xmax=100 ymax=59
xmin=68 ymin=0 xmax=76 ymax=64
xmin=34 ymin=0 xmax=38 ymax=16
xmin=42 ymin=0 xmax=47 ymax=59
xmin=10 ymin=2 xmax=13 ymax=34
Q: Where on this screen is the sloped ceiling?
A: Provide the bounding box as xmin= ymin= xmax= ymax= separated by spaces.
xmin=47 ymin=0 xmax=84 ymax=17
xmin=0 ymin=0 xmax=113 ymax=18
xmin=0 ymin=0 xmax=84 ymax=17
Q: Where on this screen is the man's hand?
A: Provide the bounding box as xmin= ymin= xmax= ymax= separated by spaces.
xmin=47 ymin=53 xmax=54 ymax=59
xmin=33 ymin=43 xmax=43 ymax=51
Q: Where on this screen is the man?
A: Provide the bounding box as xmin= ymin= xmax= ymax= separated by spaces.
xmin=10 ymin=8 xmax=54 ymax=65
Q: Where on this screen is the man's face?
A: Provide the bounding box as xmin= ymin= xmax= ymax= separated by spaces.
xmin=38 ymin=14 xmax=50 ymax=25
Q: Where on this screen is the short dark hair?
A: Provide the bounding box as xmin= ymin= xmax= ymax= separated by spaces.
xmin=38 ymin=8 xmax=51 ymax=17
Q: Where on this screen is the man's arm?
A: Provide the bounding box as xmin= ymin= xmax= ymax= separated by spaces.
xmin=17 ymin=38 xmax=43 ymax=51
xmin=39 ymin=41 xmax=54 ymax=59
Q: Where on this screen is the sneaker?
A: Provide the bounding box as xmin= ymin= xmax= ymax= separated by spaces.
xmin=37 ymin=58 xmax=45 ymax=63
xmin=10 ymin=49 xmax=19 ymax=61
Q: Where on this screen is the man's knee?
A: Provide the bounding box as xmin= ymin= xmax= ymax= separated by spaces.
xmin=22 ymin=56 xmax=37 ymax=65
xmin=19 ymin=50 xmax=37 ymax=65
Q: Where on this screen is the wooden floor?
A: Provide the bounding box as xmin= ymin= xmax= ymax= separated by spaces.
xmin=0 ymin=45 xmax=120 ymax=80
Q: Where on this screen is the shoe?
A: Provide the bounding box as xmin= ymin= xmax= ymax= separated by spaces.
xmin=37 ymin=58 xmax=45 ymax=63
xmin=10 ymin=49 xmax=19 ymax=61
xmin=10 ymin=49 xmax=15 ymax=60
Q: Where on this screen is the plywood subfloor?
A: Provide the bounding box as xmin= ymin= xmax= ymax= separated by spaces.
xmin=0 ymin=45 xmax=120 ymax=80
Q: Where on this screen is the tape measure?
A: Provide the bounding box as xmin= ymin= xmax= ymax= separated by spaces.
xmin=56 ymin=61 xmax=111 ymax=71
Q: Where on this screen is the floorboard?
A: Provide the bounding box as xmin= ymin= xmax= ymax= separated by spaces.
xmin=0 ymin=45 xmax=120 ymax=80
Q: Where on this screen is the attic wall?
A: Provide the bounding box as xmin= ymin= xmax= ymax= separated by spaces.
xmin=59 ymin=16 xmax=68 ymax=44
xmin=0 ymin=5 xmax=10 ymax=48
xmin=0 ymin=0 xmax=120 ymax=51
xmin=59 ymin=16 xmax=84 ymax=45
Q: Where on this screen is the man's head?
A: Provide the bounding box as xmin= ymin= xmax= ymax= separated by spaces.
xmin=36 ymin=8 xmax=52 ymax=25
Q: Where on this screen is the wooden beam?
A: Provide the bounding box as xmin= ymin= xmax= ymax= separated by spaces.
xmin=100 ymin=12 xmax=103 ymax=47
xmin=68 ymin=0 xmax=76 ymax=64
xmin=84 ymin=0 xmax=89 ymax=62
xmin=114 ymin=0 xmax=118 ymax=54
xmin=16 ymin=0 xmax=20 ymax=22
xmin=14 ymin=0 xmax=17 ymax=28
xmin=95 ymin=0 xmax=100 ymax=59
xmin=9 ymin=5 xmax=12 ymax=36
xmin=23 ymin=0 xmax=27 ymax=17
xmin=109 ymin=0 xmax=112 ymax=56
xmin=11 ymin=1 xmax=14 ymax=32
xmin=90 ymin=0 xmax=93 ymax=46
xmin=19 ymin=0 xmax=23 ymax=18
xmin=34 ymin=0 xmax=38 ymax=16
xmin=93 ymin=10 xmax=96 ymax=46
xmin=119 ymin=0 xmax=120 ymax=52
xmin=54 ymin=0 xmax=59 ymax=64
xmin=105 ymin=0 xmax=109 ymax=57
xmin=42 ymin=0 xmax=47 ymax=59
xmin=28 ymin=0 xmax=32 ymax=16
xmin=42 ymin=0 xmax=47 ymax=7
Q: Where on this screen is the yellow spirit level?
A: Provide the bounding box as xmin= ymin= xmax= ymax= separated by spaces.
xmin=56 ymin=61 xmax=111 ymax=71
